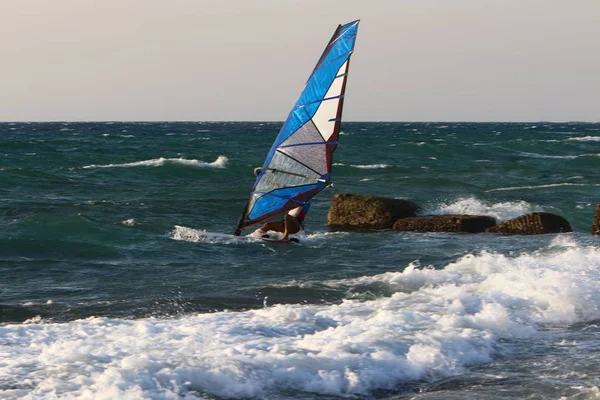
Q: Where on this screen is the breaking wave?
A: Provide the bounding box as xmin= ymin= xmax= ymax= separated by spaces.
xmin=83 ymin=155 xmax=228 ymax=169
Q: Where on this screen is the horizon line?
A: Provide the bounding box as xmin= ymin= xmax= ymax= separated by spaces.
xmin=1 ymin=119 xmax=598 ymax=124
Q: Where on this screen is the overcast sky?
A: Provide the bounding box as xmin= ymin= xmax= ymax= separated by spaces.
xmin=2 ymin=0 xmax=599 ymax=122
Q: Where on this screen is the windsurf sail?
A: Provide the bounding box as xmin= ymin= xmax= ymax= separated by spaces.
xmin=234 ymin=20 xmax=360 ymax=235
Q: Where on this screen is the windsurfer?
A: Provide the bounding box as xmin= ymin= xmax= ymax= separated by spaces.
xmin=233 ymin=21 xmax=359 ymax=239
xmin=257 ymin=201 xmax=311 ymax=240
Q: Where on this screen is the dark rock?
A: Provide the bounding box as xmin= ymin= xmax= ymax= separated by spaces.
xmin=327 ymin=193 xmax=420 ymax=230
xmin=593 ymin=203 xmax=600 ymax=235
xmin=392 ymin=215 xmax=497 ymax=233
xmin=486 ymin=212 xmax=572 ymax=235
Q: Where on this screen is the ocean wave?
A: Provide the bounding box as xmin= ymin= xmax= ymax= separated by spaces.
xmin=170 ymin=226 xmax=340 ymax=246
xmin=2 ymin=244 xmax=599 ymax=398
xmin=170 ymin=225 xmax=258 ymax=245
xmin=567 ymin=136 xmax=600 ymax=142
xmin=331 ymin=163 xmax=391 ymax=169
xmin=487 ymin=183 xmax=600 ymax=192
xmin=83 ymin=155 xmax=228 ymax=169
xmin=421 ymin=197 xmax=536 ymax=221
xmin=516 ymin=151 xmax=578 ymax=159
xmin=350 ymin=163 xmax=392 ymax=169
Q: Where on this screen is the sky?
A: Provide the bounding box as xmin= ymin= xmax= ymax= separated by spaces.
xmin=1 ymin=0 xmax=599 ymax=122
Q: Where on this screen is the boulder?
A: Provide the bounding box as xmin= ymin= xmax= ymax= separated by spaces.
xmin=327 ymin=193 xmax=420 ymax=230
xmin=593 ymin=203 xmax=600 ymax=235
xmin=392 ymin=215 xmax=497 ymax=233
xmin=486 ymin=212 xmax=572 ymax=235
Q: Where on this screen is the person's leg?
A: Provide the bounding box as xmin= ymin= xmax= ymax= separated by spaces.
xmin=259 ymin=221 xmax=285 ymax=234
xmin=283 ymin=215 xmax=300 ymax=240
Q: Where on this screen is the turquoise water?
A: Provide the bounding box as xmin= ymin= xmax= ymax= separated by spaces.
xmin=1 ymin=121 xmax=599 ymax=399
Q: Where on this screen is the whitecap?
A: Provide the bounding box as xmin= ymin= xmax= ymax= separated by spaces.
xmin=422 ymin=197 xmax=535 ymax=221
xmin=567 ymin=136 xmax=600 ymax=142
xmin=350 ymin=164 xmax=391 ymax=169
xmin=487 ymin=183 xmax=599 ymax=192
xmin=170 ymin=225 xmax=256 ymax=245
xmin=516 ymin=151 xmax=578 ymax=159
xmin=83 ymin=155 xmax=228 ymax=169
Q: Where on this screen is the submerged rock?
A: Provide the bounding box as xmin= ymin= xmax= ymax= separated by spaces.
xmin=327 ymin=193 xmax=420 ymax=230
xmin=593 ymin=203 xmax=600 ymax=235
xmin=486 ymin=212 xmax=572 ymax=235
xmin=392 ymin=215 xmax=497 ymax=233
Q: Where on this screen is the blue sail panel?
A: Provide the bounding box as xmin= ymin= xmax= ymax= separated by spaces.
xmin=247 ymin=184 xmax=323 ymax=222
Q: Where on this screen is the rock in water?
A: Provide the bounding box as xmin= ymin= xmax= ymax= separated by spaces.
xmin=327 ymin=193 xmax=420 ymax=230
xmin=486 ymin=212 xmax=572 ymax=235
xmin=593 ymin=203 xmax=600 ymax=235
xmin=393 ymin=215 xmax=497 ymax=233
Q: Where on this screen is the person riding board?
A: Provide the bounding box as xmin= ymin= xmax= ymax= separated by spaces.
xmin=256 ymin=201 xmax=311 ymax=241
xmin=253 ymin=167 xmax=310 ymax=240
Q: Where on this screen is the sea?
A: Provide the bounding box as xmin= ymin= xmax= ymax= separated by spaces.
xmin=1 ymin=121 xmax=599 ymax=400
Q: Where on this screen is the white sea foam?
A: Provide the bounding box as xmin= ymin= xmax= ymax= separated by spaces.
xmin=422 ymin=197 xmax=536 ymax=221
xmin=516 ymin=151 xmax=578 ymax=159
xmin=567 ymin=136 xmax=600 ymax=142
xmin=83 ymin=155 xmax=228 ymax=169
xmin=171 ymin=225 xmax=257 ymax=245
xmin=2 ymin=244 xmax=599 ymax=398
xmin=170 ymin=226 xmax=339 ymax=247
xmin=297 ymin=231 xmax=348 ymax=245
xmin=488 ymin=183 xmax=599 ymax=192
xmin=563 ymin=386 xmax=600 ymax=400
xmin=350 ymin=164 xmax=392 ymax=169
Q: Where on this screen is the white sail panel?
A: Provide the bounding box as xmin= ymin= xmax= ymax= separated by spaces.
xmin=278 ymin=144 xmax=329 ymax=175
xmin=279 ymin=120 xmax=323 ymax=148
xmin=312 ymin=60 xmax=349 ymax=141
